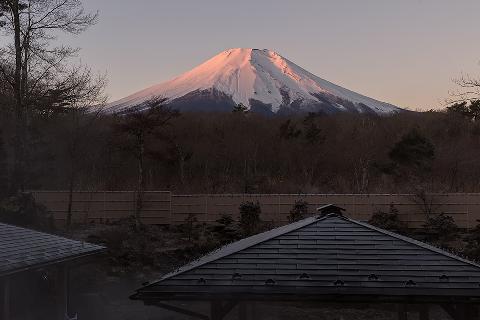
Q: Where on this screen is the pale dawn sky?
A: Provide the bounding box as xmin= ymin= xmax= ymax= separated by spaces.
xmin=63 ymin=0 xmax=480 ymax=110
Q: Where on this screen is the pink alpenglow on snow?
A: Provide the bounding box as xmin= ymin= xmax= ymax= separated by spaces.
xmin=106 ymin=48 xmax=403 ymax=115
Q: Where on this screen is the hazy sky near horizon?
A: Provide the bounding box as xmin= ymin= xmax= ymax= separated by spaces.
xmin=63 ymin=0 xmax=480 ymax=110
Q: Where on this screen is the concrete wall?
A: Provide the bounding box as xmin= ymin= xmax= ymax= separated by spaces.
xmin=30 ymin=191 xmax=480 ymax=228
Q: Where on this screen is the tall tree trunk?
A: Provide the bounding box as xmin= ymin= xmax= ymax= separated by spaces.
xmin=66 ymin=158 xmax=75 ymax=230
xmin=135 ymin=133 xmax=145 ymax=227
xmin=66 ymin=121 xmax=79 ymax=230
xmin=11 ymin=0 xmax=26 ymax=193
xmin=179 ymin=156 xmax=185 ymax=185
xmin=176 ymin=144 xmax=186 ymax=185
xmin=20 ymin=31 xmax=30 ymax=190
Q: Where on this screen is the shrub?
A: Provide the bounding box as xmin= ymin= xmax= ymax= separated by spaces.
xmin=368 ymin=204 xmax=407 ymax=234
xmin=0 ymin=193 xmax=53 ymax=230
xmin=239 ymin=201 xmax=261 ymax=236
xmin=463 ymin=221 xmax=480 ymax=260
xmin=178 ymin=213 xmax=201 ymax=243
xmin=288 ymin=200 xmax=309 ymax=222
xmin=211 ymin=214 xmax=240 ymax=245
xmin=87 ymin=219 xmax=159 ymax=272
xmin=388 ymin=128 xmax=435 ymax=173
xmin=422 ymin=213 xmax=459 ymax=248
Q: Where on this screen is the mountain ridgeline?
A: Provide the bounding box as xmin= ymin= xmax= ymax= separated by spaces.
xmin=106 ymin=48 xmax=403 ymax=115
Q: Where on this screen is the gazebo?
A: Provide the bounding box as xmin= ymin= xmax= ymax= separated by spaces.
xmin=0 ymin=223 xmax=105 ymax=320
xmin=132 ymin=205 xmax=480 ymax=320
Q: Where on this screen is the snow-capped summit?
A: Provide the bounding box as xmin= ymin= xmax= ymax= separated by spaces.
xmin=106 ymin=48 xmax=402 ymax=115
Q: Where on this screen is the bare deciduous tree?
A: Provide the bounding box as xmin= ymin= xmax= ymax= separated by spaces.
xmin=448 ymin=73 xmax=480 ymax=105
xmin=0 ymin=0 xmax=98 ymax=192
xmin=113 ymin=97 xmax=179 ymax=227
xmin=59 ymin=69 xmax=106 ymax=229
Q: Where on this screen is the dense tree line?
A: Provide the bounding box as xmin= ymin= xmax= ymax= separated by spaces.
xmin=1 ymin=105 xmax=480 ymax=195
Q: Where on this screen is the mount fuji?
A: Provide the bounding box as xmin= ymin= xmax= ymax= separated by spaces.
xmin=105 ymin=48 xmax=403 ymax=115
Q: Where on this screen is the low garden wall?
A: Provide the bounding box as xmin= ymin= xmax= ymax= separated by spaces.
xmin=30 ymin=191 xmax=480 ymax=229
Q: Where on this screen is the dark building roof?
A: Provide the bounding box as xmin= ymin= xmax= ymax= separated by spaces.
xmin=133 ymin=213 xmax=480 ymax=302
xmin=0 ymin=223 xmax=105 ymax=277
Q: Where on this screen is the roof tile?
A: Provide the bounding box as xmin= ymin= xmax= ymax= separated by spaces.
xmin=0 ymin=223 xmax=104 ymax=276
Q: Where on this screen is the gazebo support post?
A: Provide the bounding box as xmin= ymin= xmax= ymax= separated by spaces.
xmin=56 ymin=264 xmax=68 ymax=320
xmin=210 ymin=301 xmax=223 ymax=320
xmin=238 ymin=301 xmax=247 ymax=320
xmin=464 ymin=304 xmax=479 ymax=320
xmin=419 ymin=304 xmax=429 ymax=320
xmin=250 ymin=301 xmax=257 ymax=319
xmin=2 ymin=278 xmax=10 ymax=320
xmin=398 ymin=304 xmax=408 ymax=320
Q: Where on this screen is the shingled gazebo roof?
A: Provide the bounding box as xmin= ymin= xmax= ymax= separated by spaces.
xmin=0 ymin=223 xmax=105 ymax=277
xmin=132 ymin=213 xmax=480 ymax=303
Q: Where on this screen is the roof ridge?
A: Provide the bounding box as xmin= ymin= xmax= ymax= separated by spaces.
xmin=347 ymin=217 xmax=480 ymax=269
xmin=145 ymin=215 xmax=324 ymax=286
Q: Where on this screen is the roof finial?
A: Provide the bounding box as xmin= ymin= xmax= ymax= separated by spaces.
xmin=317 ymin=204 xmax=346 ymax=217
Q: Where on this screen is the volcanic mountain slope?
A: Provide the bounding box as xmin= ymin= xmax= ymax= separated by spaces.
xmin=106 ymin=48 xmax=403 ymax=115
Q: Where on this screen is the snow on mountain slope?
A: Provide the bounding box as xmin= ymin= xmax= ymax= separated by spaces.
xmin=106 ymin=48 xmax=402 ymax=115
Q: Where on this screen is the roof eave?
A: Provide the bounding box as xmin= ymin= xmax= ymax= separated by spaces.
xmin=132 ymin=289 xmax=480 ymax=303
xmin=0 ymin=247 xmax=106 ymax=278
